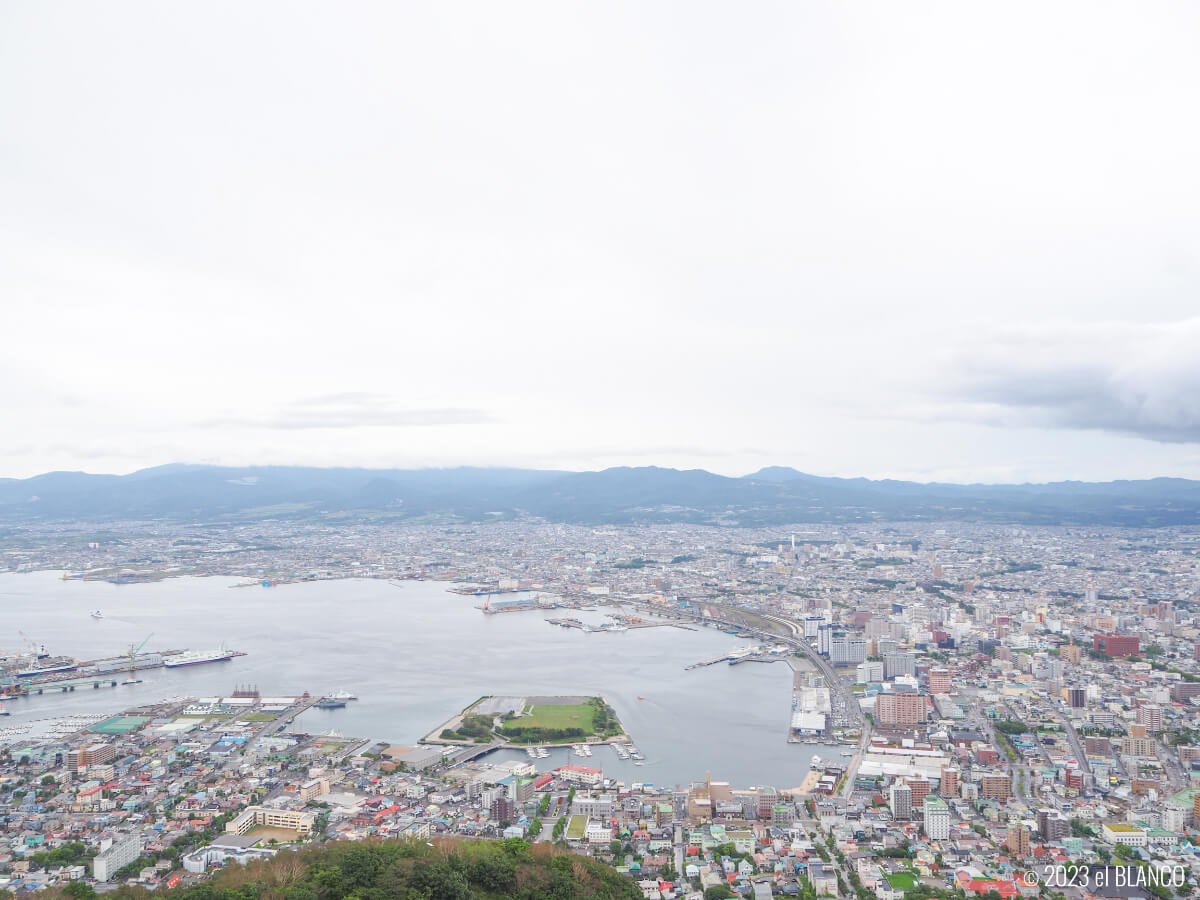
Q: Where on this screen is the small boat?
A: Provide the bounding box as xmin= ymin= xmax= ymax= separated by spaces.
xmin=91 ymin=611 xmax=103 ymax=619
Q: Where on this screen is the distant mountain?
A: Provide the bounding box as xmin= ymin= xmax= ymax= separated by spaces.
xmin=3 ymin=464 xmax=1200 ymax=526
xmin=742 ymin=465 xmax=810 ymax=482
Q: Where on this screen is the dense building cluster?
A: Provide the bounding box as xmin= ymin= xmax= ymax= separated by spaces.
xmin=4 ymin=519 xmax=1200 ymax=898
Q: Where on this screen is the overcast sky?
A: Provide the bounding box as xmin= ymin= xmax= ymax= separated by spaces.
xmin=3 ymin=2 xmax=1200 ymax=483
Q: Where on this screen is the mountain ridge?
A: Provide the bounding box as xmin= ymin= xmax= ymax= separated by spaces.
xmin=3 ymin=463 xmax=1200 ymax=526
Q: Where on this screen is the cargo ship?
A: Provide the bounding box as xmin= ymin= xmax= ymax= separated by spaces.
xmin=15 ymin=662 xmax=77 ymax=678
xmin=163 ymin=649 xmax=234 ymax=668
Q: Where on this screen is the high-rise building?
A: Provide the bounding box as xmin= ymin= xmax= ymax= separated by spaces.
xmin=756 ymin=786 xmax=778 ymax=820
xmin=924 ymin=796 xmax=950 ymax=840
xmin=1172 ymin=682 xmax=1200 ymax=703
xmin=68 ymin=743 xmax=115 ymax=771
xmin=940 ymin=767 xmax=959 ymax=797
xmin=856 ymin=660 xmax=884 ymax=683
xmin=875 ymin=690 xmax=927 ymax=725
xmin=818 ymin=624 xmax=834 ymax=655
xmin=928 ymin=668 xmax=952 ymax=694
xmin=1036 ymin=808 xmax=1070 ymax=842
xmin=93 ymin=835 xmax=143 ymax=882
xmin=905 ymin=776 xmax=931 ymax=809
xmin=1007 ymin=823 xmax=1031 ymax=856
xmin=1093 ymin=633 xmax=1139 ymax=657
xmin=1067 ymin=688 xmax=1086 ymax=709
xmin=1137 ymin=705 xmax=1164 ymax=732
xmin=830 ymin=636 xmax=866 ymax=666
xmin=889 ymin=783 xmax=912 ymax=820
xmin=490 ymin=796 xmax=516 ymax=823
xmin=980 ymin=774 xmax=1012 ymax=801
xmin=1084 ymin=736 xmax=1111 ymax=756
xmin=884 ymin=652 xmax=916 ymax=680
xmin=1122 ymin=728 xmax=1156 ymax=756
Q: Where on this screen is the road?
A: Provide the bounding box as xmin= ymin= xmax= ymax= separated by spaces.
xmin=1050 ymin=704 xmax=1091 ymax=775
xmin=760 ymin=612 xmax=863 ymax=727
xmin=841 ymin=718 xmax=874 ymax=798
xmin=1158 ymin=737 xmax=1186 ymax=792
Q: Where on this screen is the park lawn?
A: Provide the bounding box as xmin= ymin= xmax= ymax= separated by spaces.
xmin=522 ymin=703 xmax=595 ymax=732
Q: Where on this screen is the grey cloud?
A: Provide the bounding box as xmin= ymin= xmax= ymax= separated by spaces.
xmin=934 ymin=319 xmax=1200 ymax=442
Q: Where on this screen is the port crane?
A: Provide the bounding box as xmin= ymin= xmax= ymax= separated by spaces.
xmin=124 ymin=633 xmax=153 ymax=685
xmin=17 ymin=631 xmax=45 ymax=658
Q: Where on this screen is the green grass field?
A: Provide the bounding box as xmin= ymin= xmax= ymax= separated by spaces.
xmin=885 ymin=872 xmax=918 ymax=891
xmin=566 ymin=816 xmax=587 ymax=840
xmin=522 ymin=703 xmax=595 ymax=731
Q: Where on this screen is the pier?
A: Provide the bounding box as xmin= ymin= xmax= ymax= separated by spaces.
xmin=685 ymin=653 xmax=732 ymax=670
xmin=728 ymin=653 xmax=783 ymax=666
xmin=25 ymin=677 xmax=122 ymax=694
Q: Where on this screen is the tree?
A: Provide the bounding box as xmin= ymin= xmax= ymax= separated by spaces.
xmin=704 ymin=886 xmax=735 ymax=900
xmin=62 ymin=883 xmax=96 ymax=900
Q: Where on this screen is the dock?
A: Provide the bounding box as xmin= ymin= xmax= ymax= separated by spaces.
xmin=685 ymin=654 xmax=732 ymax=670
xmin=728 ymin=653 xmax=784 ymax=666
xmin=1 ymin=650 xmax=251 ymax=707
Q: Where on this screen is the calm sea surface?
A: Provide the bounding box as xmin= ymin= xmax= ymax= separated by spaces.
xmin=1 ymin=572 xmax=843 ymax=788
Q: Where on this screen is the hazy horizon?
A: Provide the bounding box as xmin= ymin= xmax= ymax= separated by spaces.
xmin=6 ymin=459 xmax=1200 ymax=489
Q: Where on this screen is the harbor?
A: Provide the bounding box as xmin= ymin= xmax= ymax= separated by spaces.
xmin=2 ymin=641 xmax=248 ymax=701
xmin=2 ymin=573 xmax=848 ymax=787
